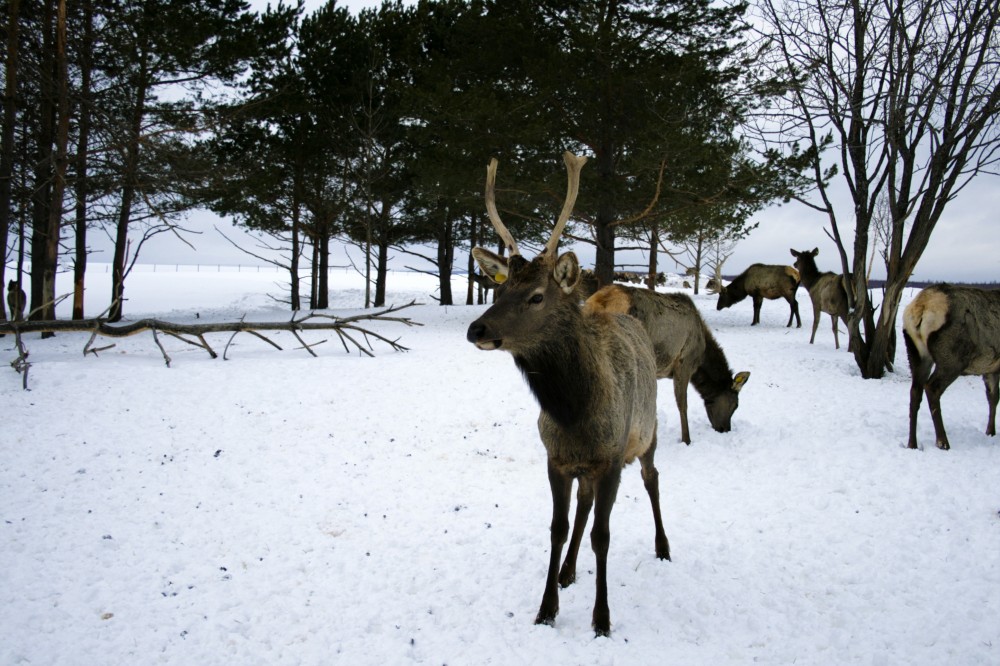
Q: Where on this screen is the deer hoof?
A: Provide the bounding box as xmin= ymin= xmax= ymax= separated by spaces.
xmin=534 ymin=610 xmax=557 ymax=627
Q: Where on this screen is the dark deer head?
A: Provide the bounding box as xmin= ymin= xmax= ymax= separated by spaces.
xmin=466 ymin=152 xmax=587 ymax=354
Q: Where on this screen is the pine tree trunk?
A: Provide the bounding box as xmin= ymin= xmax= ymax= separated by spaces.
xmin=0 ymin=0 xmax=20 ymax=326
xmin=72 ymin=1 xmax=93 ymax=320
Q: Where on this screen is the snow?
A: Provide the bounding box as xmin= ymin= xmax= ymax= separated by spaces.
xmin=2 ymin=265 xmax=998 ymax=665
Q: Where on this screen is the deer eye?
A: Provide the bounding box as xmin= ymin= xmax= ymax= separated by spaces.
xmin=528 ymin=293 xmax=544 ymax=305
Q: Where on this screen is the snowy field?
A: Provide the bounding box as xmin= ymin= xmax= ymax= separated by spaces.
xmin=2 ymin=264 xmax=998 ymax=665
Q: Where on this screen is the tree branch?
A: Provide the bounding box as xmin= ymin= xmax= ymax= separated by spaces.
xmin=2 ymin=302 xmax=423 ymax=386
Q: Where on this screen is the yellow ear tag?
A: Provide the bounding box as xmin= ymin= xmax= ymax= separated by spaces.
xmin=494 ymin=272 xmax=508 ymax=284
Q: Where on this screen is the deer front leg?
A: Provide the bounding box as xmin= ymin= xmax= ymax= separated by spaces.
xmin=808 ymin=299 xmax=821 ymax=343
xmin=673 ymin=376 xmax=691 ymax=444
xmin=751 ymin=295 xmax=762 ymax=325
xmin=559 ymin=478 xmax=593 ymax=587
xmin=984 ymin=373 xmax=998 ymax=437
xmin=590 ymin=463 xmax=622 ymax=637
xmin=639 ymin=434 xmax=671 ymax=560
xmin=536 ymin=460 xmax=573 ymax=627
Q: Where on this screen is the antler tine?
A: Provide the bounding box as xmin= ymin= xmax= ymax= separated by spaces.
xmin=544 ymin=151 xmax=588 ymax=257
xmin=484 ymin=158 xmax=520 ymax=257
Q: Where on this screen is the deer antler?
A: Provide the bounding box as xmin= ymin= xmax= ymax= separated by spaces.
xmin=544 ymin=151 xmax=587 ymax=257
xmin=485 ymin=158 xmax=520 ymax=257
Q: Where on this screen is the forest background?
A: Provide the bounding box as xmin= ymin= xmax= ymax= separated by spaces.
xmin=3 ymin=0 xmax=999 ymax=379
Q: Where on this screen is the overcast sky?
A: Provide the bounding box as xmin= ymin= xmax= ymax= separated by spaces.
xmin=113 ymin=0 xmax=998 ymax=283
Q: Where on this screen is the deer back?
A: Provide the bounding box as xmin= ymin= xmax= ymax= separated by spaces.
xmin=742 ymin=264 xmax=799 ymax=299
xmin=586 ymin=284 xmax=704 ymax=379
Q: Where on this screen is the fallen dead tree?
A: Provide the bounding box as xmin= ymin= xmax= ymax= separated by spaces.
xmin=1 ymin=301 xmax=422 ymax=390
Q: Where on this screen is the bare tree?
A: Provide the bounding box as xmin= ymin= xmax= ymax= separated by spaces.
xmin=661 ymin=226 xmax=743 ymax=295
xmin=704 ymin=233 xmax=738 ymax=295
xmin=753 ymin=0 xmax=1000 ymax=378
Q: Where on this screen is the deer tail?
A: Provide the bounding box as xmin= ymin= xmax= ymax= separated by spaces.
xmin=902 ymin=288 xmax=949 ymax=361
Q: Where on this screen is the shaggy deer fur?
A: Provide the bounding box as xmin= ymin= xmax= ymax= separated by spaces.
xmin=466 ymin=152 xmax=669 ymax=637
xmin=585 ymin=284 xmax=750 ymax=444
xmin=790 ymin=248 xmax=850 ymax=350
xmin=903 ymin=284 xmax=1000 ymax=450
xmin=716 ymin=263 xmax=801 ymax=327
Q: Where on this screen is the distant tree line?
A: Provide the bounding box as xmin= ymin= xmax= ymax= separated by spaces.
xmin=2 ymin=0 xmax=806 ymax=323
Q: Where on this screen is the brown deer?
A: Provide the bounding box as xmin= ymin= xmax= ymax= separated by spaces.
xmin=7 ymin=280 xmax=26 ymax=322
xmin=585 ymin=284 xmax=750 ymax=445
xmin=716 ymin=263 xmax=801 ymax=327
xmin=902 ymin=284 xmax=1000 ymax=450
xmin=790 ymin=248 xmax=850 ymax=350
xmin=467 ymin=152 xmax=670 ymax=637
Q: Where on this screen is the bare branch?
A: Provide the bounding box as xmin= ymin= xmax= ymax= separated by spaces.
xmin=1 ymin=302 xmax=423 ymax=388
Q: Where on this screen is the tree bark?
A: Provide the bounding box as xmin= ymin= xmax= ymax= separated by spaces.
xmin=437 ymin=211 xmax=454 ymax=306
xmin=40 ymin=0 xmax=70 ymax=330
xmin=72 ymin=0 xmax=94 ymax=320
xmin=30 ymin=0 xmax=56 ymax=324
xmin=0 ymin=0 xmax=20 ymax=326
xmin=109 ymin=56 xmax=149 ymax=323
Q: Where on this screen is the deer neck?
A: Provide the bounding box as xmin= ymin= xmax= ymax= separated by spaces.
xmin=513 ymin=315 xmax=594 ymax=429
xmin=798 ymin=261 xmax=820 ymax=288
xmin=690 ymin=328 xmax=734 ymax=400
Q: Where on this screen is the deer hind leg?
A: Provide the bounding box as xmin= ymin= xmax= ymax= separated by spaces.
xmin=559 ymin=478 xmax=594 ymax=587
xmin=904 ymin=331 xmax=929 ymax=449
xmin=787 ymin=295 xmax=801 ymax=328
xmin=752 ymin=295 xmax=763 ymax=326
xmin=926 ymin=368 xmax=961 ymax=451
xmin=590 ymin=463 xmax=623 ymax=637
xmin=639 ymin=434 xmax=671 ymax=561
xmin=536 ymin=460 xmax=573 ymax=627
xmin=984 ymin=373 xmax=999 ymax=437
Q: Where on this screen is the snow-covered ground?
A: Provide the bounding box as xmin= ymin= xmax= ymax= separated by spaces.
xmin=2 ymin=264 xmax=998 ymax=665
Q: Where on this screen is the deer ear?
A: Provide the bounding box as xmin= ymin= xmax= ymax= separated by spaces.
xmin=790 ymin=248 xmax=797 ymax=257
xmin=732 ymin=371 xmax=750 ymax=393
xmin=553 ymin=252 xmax=581 ymax=294
xmin=811 ymin=247 xmax=819 ymax=256
xmin=472 ymin=247 xmax=510 ymax=284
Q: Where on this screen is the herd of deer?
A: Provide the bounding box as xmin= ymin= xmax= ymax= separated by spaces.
xmin=466 ymin=152 xmax=1000 ymax=637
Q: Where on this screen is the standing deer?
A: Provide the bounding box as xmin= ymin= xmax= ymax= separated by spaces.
xmin=902 ymin=284 xmax=1000 ymax=450
xmin=716 ymin=263 xmax=801 ymax=327
xmin=467 ymin=152 xmax=670 ymax=637
xmin=790 ymin=248 xmax=850 ymax=350
xmin=7 ymin=280 xmax=26 ymax=322
xmin=586 ymin=284 xmax=750 ymax=444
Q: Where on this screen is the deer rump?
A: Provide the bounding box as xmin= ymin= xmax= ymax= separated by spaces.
xmin=902 ymin=283 xmax=1000 ymax=450
xmin=586 ymin=284 xmax=749 ymax=444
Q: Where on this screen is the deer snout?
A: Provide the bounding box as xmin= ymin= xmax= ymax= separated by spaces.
xmin=467 ymin=320 xmax=502 ymax=350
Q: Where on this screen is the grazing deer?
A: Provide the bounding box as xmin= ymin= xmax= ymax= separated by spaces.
xmin=467 ymin=152 xmax=670 ymax=637
xmin=902 ymin=284 xmax=1000 ymax=450
xmin=790 ymin=248 xmax=850 ymax=350
xmin=7 ymin=280 xmax=26 ymax=322
xmin=586 ymin=284 xmax=750 ymax=444
xmin=716 ymin=263 xmax=801 ymax=327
